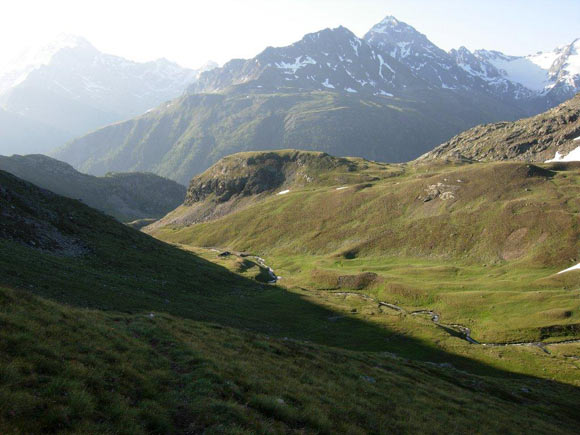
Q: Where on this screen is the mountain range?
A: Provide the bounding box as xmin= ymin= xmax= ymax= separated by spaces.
xmin=2 ymin=14 xmax=580 ymax=432
xmin=52 ymin=16 xmax=579 ymax=183
xmin=0 ymin=34 xmax=216 ymax=155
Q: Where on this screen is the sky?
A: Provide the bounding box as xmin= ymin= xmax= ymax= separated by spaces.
xmin=0 ymin=0 xmax=578 ymax=69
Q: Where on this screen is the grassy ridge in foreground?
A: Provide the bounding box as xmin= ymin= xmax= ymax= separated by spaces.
xmin=1 ymin=285 xmax=579 ymax=434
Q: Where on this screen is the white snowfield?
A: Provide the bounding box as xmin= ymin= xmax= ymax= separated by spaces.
xmin=486 ymin=55 xmax=549 ymax=91
xmin=482 ymin=39 xmax=580 ymax=93
xmin=556 ymin=263 xmax=580 ymax=274
xmin=276 ymin=189 xmax=290 ymax=195
xmin=336 ymin=186 xmax=348 ymax=190
xmin=545 ymin=145 xmax=580 ymax=162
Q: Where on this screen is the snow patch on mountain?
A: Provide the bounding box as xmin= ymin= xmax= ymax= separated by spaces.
xmin=275 ymin=56 xmax=317 ymax=74
xmin=485 ymin=54 xmax=548 ymax=91
xmin=475 ymin=39 xmax=580 ymax=95
xmin=556 ymin=262 xmax=580 ymax=274
xmin=322 ymin=78 xmax=335 ymax=88
xmin=545 ymin=145 xmax=580 ymax=162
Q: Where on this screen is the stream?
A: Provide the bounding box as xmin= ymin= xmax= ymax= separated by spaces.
xmin=335 ymin=292 xmax=580 ymax=352
xmin=208 ymin=248 xmax=580 ymax=351
xmin=209 ymin=248 xmax=279 ymax=283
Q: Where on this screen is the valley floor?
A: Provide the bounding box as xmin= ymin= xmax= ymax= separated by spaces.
xmin=181 ymin=246 xmax=580 ymax=388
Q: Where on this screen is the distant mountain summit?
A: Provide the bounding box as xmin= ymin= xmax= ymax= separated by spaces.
xmin=55 ymin=15 xmax=579 ymax=183
xmin=364 ymin=16 xmax=578 ymax=109
xmin=0 ymin=34 xmax=92 ymax=95
xmin=363 ymin=16 xmax=472 ymax=90
xmin=0 ymin=35 xmax=214 ymax=155
xmin=190 ymin=26 xmax=420 ymax=95
xmin=453 ymin=39 xmax=580 ymax=107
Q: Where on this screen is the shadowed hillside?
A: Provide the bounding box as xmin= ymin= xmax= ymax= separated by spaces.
xmin=1 ymin=169 xmax=580 ymax=433
xmin=0 ymin=154 xmax=185 ymax=222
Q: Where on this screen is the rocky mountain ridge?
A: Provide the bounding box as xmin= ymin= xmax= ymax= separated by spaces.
xmin=420 ymin=93 xmax=580 ymax=162
xmin=148 ymin=150 xmax=363 ymax=228
xmin=190 ymin=25 xmax=421 ymax=96
xmin=54 ymin=15 xmax=579 ymax=183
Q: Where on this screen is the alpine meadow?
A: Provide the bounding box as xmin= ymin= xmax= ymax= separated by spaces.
xmin=1 ymin=1 xmax=580 ymax=434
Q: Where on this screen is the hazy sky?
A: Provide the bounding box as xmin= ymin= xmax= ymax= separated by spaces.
xmin=0 ymin=0 xmax=578 ymax=69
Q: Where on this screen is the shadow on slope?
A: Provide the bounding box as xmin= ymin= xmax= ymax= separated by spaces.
xmin=1 ymin=169 xmax=579 ymax=432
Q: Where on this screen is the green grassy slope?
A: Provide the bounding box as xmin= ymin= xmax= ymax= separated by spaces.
xmin=54 ymin=87 xmax=524 ymax=184
xmin=2 ymin=285 xmax=579 ymax=434
xmin=0 ymin=169 xmax=391 ymax=348
xmin=0 ymin=154 xmax=186 ymax=222
xmin=2 ymin=160 xmax=580 ymax=433
xmin=149 ymin=152 xmax=580 ymax=383
xmin=152 ymin=156 xmax=579 ymax=267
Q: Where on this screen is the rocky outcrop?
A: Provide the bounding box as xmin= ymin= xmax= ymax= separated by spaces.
xmin=0 ymin=171 xmax=88 ymax=256
xmin=185 ymin=150 xmax=354 ymax=205
xmin=419 ymin=94 xmax=580 ymax=163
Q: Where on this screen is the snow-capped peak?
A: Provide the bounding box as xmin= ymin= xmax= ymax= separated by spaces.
xmin=368 ymin=15 xmax=416 ymax=35
xmin=0 ymin=34 xmax=96 ymax=94
xmin=46 ymin=33 xmax=95 ymax=52
xmin=378 ymin=15 xmax=400 ymax=26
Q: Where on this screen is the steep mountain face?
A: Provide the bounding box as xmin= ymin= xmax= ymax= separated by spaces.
xmin=0 ymin=154 xmax=185 ymax=222
xmin=54 ymin=86 xmax=522 ymax=184
xmin=420 ymin=93 xmax=580 ymax=162
xmin=190 ymin=26 xmax=421 ymax=95
xmin=56 ymin=23 xmax=531 ymax=183
xmin=364 ymin=16 xmax=580 ymax=112
xmin=0 ymin=35 xmax=213 ymax=154
xmin=363 ymin=16 xmax=476 ymax=91
xmin=364 ymin=16 xmax=575 ymax=112
xmin=53 ymin=16 xmax=578 ymax=183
